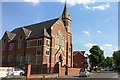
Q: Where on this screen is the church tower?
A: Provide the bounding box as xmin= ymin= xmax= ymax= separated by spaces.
xmin=62 ymin=2 xmax=73 ymax=67
xmin=62 ymin=2 xmax=72 ymax=34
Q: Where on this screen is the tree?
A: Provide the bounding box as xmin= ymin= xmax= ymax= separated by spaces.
xmin=104 ymin=57 xmax=114 ymax=67
xmin=89 ymin=45 xmax=105 ymax=68
xmin=113 ymin=50 xmax=120 ymax=66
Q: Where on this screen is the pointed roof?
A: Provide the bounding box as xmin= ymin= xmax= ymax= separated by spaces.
xmin=73 ymin=51 xmax=85 ymax=56
xmin=43 ymin=28 xmax=51 ymax=38
xmin=22 ymin=27 xmax=32 ymax=37
xmin=6 ymin=31 xmax=16 ymax=41
xmin=62 ymin=2 xmax=71 ymax=20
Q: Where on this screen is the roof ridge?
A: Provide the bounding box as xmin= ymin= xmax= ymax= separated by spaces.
xmin=24 ymin=17 xmax=60 ymax=28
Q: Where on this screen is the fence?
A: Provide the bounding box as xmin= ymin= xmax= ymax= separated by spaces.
xmin=26 ymin=64 xmax=81 ymax=79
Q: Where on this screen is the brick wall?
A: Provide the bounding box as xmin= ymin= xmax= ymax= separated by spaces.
xmin=73 ymin=53 xmax=84 ymax=68
xmin=59 ymin=68 xmax=66 ymax=76
xmin=59 ymin=67 xmax=80 ymax=77
xmin=67 ymin=68 xmax=80 ymax=76
xmin=31 ymin=64 xmax=48 ymax=74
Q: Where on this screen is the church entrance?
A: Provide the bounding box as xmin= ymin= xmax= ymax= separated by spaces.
xmin=53 ymin=52 xmax=63 ymax=73
xmin=59 ymin=54 xmax=62 ymax=66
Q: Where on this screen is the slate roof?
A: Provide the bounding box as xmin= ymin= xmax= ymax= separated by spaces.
xmin=8 ymin=18 xmax=60 ymax=41
xmin=62 ymin=2 xmax=71 ymax=20
xmin=73 ymin=51 xmax=85 ymax=56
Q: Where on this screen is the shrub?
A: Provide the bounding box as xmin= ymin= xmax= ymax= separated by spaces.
xmin=113 ymin=66 xmax=117 ymax=70
xmin=117 ymin=66 xmax=120 ymax=72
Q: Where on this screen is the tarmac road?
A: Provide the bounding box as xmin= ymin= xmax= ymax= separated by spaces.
xmin=1 ymin=71 xmax=120 ymax=80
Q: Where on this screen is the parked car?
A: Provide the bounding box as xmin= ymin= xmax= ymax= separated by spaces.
xmin=7 ymin=67 xmax=25 ymax=76
xmin=80 ymin=68 xmax=90 ymax=77
xmin=104 ymin=67 xmax=113 ymax=71
xmin=109 ymin=67 xmax=113 ymax=71
xmin=105 ymin=67 xmax=109 ymax=71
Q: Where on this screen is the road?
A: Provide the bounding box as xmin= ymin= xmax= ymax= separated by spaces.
xmin=1 ymin=71 xmax=120 ymax=80
xmin=46 ymin=71 xmax=119 ymax=80
xmin=88 ymin=71 xmax=118 ymax=78
xmin=30 ymin=71 xmax=120 ymax=80
xmin=118 ymin=72 xmax=120 ymax=80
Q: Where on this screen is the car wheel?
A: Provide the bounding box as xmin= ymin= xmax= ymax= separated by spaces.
xmin=11 ymin=73 xmax=14 ymax=76
xmin=86 ymin=74 xmax=89 ymax=77
xmin=20 ymin=72 xmax=23 ymax=76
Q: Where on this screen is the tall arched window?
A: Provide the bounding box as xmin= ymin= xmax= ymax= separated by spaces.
xmin=8 ymin=55 xmax=13 ymax=62
xmin=18 ymin=35 xmax=23 ymax=49
xmin=2 ymin=39 xmax=6 ymax=51
xmin=55 ymin=30 xmax=64 ymax=50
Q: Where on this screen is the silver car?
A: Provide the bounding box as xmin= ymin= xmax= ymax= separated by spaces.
xmin=80 ymin=68 xmax=90 ymax=77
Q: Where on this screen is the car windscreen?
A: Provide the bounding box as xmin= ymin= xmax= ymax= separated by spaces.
xmin=15 ymin=68 xmax=21 ymax=71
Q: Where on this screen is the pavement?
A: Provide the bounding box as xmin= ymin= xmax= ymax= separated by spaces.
xmin=118 ymin=72 xmax=120 ymax=80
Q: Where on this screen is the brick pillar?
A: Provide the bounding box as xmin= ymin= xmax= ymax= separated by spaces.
xmin=26 ymin=64 xmax=31 ymax=79
xmin=65 ymin=64 xmax=68 ymax=75
xmin=58 ymin=62 xmax=61 ymax=76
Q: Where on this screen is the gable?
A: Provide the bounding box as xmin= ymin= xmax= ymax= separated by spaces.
xmin=51 ymin=18 xmax=66 ymax=33
xmin=10 ymin=18 xmax=59 ymax=40
xmin=2 ymin=31 xmax=16 ymax=42
xmin=54 ymin=18 xmax=65 ymax=28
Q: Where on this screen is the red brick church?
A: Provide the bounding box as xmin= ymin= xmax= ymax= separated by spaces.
xmin=2 ymin=3 xmax=73 ymax=73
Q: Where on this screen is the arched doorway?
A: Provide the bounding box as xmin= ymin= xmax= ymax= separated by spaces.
xmin=54 ymin=53 xmax=63 ymax=73
xmin=59 ymin=54 xmax=63 ymax=66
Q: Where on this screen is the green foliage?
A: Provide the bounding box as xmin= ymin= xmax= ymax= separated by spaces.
xmin=113 ymin=50 xmax=120 ymax=66
xmin=117 ymin=66 xmax=120 ymax=72
xmin=104 ymin=57 xmax=114 ymax=67
xmin=89 ymin=45 xmax=105 ymax=68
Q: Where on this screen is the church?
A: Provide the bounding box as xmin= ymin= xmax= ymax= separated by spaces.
xmin=2 ymin=3 xmax=73 ymax=73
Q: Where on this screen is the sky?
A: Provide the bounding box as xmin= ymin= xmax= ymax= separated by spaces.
xmin=1 ymin=0 xmax=119 ymax=57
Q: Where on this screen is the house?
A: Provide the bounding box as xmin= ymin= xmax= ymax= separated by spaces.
xmin=1 ymin=3 xmax=73 ymax=73
xmin=73 ymin=51 xmax=90 ymax=70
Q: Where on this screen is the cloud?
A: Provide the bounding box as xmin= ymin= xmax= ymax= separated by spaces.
xmin=24 ymin=0 xmax=40 ymax=5
xmin=84 ymin=43 xmax=118 ymax=57
xmin=84 ymin=43 xmax=97 ymax=48
xmin=101 ymin=44 xmax=117 ymax=57
xmin=84 ymin=3 xmax=110 ymax=10
xmin=58 ymin=0 xmax=110 ymax=11
xmin=97 ymin=31 xmax=101 ymax=33
xmin=82 ymin=31 xmax=90 ymax=36
xmin=23 ymin=0 xmax=95 ymax=6
xmin=58 ymin=0 xmax=95 ymax=6
xmin=102 ymin=44 xmax=112 ymax=47
xmin=23 ymin=0 xmax=110 ymax=11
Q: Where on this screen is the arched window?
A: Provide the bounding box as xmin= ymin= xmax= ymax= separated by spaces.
xmin=16 ymin=55 xmax=23 ymax=66
xmin=9 ymin=43 xmax=14 ymax=50
xmin=55 ymin=30 xmax=64 ymax=50
xmin=8 ymin=55 xmax=13 ymax=62
xmin=2 ymin=39 xmax=6 ymax=51
xmin=26 ymin=54 xmax=30 ymax=64
xmin=18 ymin=35 xmax=23 ymax=49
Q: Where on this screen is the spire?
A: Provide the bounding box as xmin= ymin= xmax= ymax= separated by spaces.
xmin=61 ymin=1 xmax=72 ymax=34
xmin=62 ymin=2 xmax=71 ymax=20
